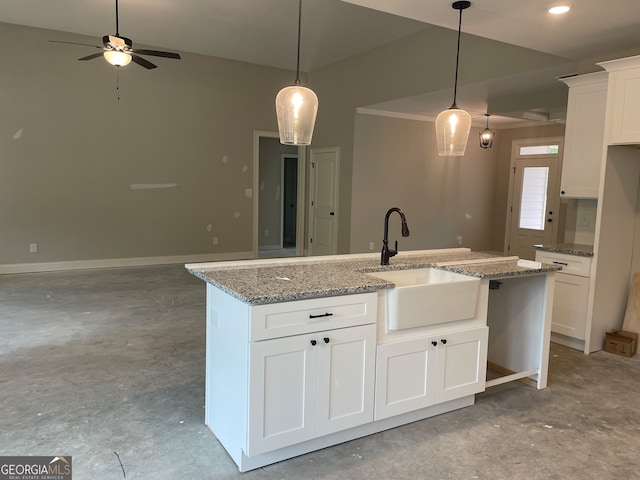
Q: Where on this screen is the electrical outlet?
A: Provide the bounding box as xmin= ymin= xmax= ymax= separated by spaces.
xmin=29 ymin=243 xmax=38 ymax=253
xmin=369 ymin=242 xmax=374 ymax=250
xmin=245 ymin=188 xmax=253 ymax=198
xmin=212 ymin=237 xmax=218 ymax=245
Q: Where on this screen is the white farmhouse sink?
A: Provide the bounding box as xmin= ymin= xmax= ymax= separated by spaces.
xmin=366 ymin=268 xmax=481 ymax=330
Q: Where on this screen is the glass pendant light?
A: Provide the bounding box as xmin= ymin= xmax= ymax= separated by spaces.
xmin=275 ymin=0 xmax=318 ymax=146
xmin=479 ymin=114 xmax=494 ymax=149
xmin=435 ymin=1 xmax=472 ymax=156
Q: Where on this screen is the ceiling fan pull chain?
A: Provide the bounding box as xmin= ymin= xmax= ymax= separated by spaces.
xmin=116 ymin=70 xmax=121 ymax=100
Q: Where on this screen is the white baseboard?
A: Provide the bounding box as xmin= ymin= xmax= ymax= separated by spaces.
xmin=0 ymin=251 xmax=255 ymax=275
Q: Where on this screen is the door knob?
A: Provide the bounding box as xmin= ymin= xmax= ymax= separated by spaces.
xmin=310 ymin=340 xmax=317 ymax=346
xmin=323 ymin=337 xmax=330 ymax=344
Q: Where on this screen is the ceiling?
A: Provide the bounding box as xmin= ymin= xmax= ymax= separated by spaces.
xmin=2 ymin=0 xmax=640 ymax=126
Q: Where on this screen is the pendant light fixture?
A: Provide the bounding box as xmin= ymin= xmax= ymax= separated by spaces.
xmin=435 ymin=1 xmax=472 ymax=156
xmin=275 ymin=0 xmax=318 ymax=146
xmin=479 ymin=114 xmax=494 ymax=149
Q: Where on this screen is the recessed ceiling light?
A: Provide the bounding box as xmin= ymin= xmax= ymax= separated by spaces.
xmin=548 ymin=4 xmax=571 ymax=14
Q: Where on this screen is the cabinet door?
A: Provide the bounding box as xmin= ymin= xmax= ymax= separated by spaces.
xmin=434 ymin=326 xmax=488 ymax=404
xmin=608 ymin=68 xmax=640 ymax=144
xmin=560 ymin=76 xmax=607 ymax=198
xmin=552 ymin=273 xmax=589 ymax=340
xmin=374 ymin=337 xmax=437 ymax=420
xmin=316 ymin=324 xmax=376 ymax=436
xmin=247 ymin=334 xmax=318 ymax=456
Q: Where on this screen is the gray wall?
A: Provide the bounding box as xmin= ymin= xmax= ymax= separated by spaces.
xmin=350 ymin=113 xmax=500 ymax=254
xmin=308 ymin=26 xmax=572 ymax=254
xmin=0 ymin=22 xmax=292 ymax=265
xmin=1 ymin=20 xmax=574 ymax=269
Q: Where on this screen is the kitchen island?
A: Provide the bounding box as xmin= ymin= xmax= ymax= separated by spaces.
xmin=186 ymin=248 xmax=558 ymax=472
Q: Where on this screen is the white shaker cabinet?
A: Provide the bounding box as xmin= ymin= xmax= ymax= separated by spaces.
xmin=247 ymin=323 xmax=375 ymax=456
xmin=535 ymin=251 xmax=592 ymax=350
xmin=204 ymin=286 xmax=378 ymax=470
xmin=374 ymin=326 xmax=488 ymax=420
xmin=559 ymin=72 xmax=608 ymax=198
xmin=599 ymin=55 xmax=640 ymax=144
xmin=434 ymin=326 xmax=488 ymax=404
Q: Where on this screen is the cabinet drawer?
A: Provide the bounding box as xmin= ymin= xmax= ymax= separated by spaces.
xmin=250 ymin=293 xmax=377 ymax=341
xmin=535 ymin=252 xmax=592 ymax=277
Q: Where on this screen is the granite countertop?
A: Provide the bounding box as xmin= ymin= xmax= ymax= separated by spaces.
xmin=533 ymin=243 xmax=594 ymax=257
xmin=186 ymin=249 xmax=560 ymax=305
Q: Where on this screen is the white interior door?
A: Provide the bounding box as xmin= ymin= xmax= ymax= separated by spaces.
xmin=505 ymin=140 xmax=562 ymax=260
xmin=309 ymin=147 xmax=340 ymax=256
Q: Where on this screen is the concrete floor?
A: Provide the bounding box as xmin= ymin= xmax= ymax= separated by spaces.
xmin=1 ymin=264 xmax=639 ymax=479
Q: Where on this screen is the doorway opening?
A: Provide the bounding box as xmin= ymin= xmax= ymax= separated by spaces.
xmin=253 ymin=132 xmax=306 ymax=259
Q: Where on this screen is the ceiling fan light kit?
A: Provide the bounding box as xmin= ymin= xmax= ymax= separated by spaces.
xmin=275 ymin=0 xmax=318 ymax=146
xmin=50 ymin=0 xmax=180 ymax=70
xmin=435 ymin=1 xmax=472 ymax=156
xmin=103 ymin=50 xmax=132 ymax=67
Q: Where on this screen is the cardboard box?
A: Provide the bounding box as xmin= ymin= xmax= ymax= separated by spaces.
xmin=605 ymin=330 xmax=638 ymax=357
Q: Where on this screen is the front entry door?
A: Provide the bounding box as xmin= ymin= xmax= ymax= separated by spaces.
xmin=508 ymin=157 xmax=560 ymax=260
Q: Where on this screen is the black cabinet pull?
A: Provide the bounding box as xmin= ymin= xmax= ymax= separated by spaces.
xmin=431 ymin=341 xmax=437 ymax=347
xmin=310 ymin=340 xmax=317 ymax=346
xmin=552 ymin=261 xmax=568 ymax=266
xmin=441 ymin=339 xmax=447 ymax=345
xmin=324 ymin=337 xmax=330 ymax=344
xmin=309 ymin=312 xmax=334 ymax=319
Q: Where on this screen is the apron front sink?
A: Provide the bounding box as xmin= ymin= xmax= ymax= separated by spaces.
xmin=367 ymin=268 xmax=481 ymax=330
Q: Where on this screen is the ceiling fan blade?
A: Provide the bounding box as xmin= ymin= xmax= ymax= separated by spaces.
xmin=49 ymin=40 xmax=102 ymax=49
xmin=131 ymin=49 xmax=181 ymax=59
xmin=131 ymin=54 xmax=157 ymax=69
xmin=78 ymin=52 xmax=104 ymax=61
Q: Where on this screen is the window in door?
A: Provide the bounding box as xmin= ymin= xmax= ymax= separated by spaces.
xmin=519 ymin=166 xmax=550 ymax=230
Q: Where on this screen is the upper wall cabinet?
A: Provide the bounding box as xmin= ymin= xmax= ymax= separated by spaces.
xmin=598 ymin=55 xmax=640 ymax=145
xmin=559 ymin=72 xmax=608 ymax=198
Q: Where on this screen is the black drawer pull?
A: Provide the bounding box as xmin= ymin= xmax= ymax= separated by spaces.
xmin=309 ymin=312 xmax=334 ymax=319
xmin=552 ymin=261 xmax=568 ymax=266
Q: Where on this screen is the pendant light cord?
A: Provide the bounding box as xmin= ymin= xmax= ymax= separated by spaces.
xmin=295 ymin=0 xmax=302 ymax=84
xmin=451 ymin=5 xmax=463 ymax=109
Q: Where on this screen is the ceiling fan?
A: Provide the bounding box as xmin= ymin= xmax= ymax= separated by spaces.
xmin=50 ymin=0 xmax=180 ymax=69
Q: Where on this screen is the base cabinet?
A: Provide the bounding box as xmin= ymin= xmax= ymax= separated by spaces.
xmin=374 ymin=326 xmax=488 ymax=420
xmin=248 ymin=323 xmax=376 ymax=456
xmin=535 ymin=251 xmax=591 ymax=346
xmin=550 ymin=274 xmax=589 ymax=340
